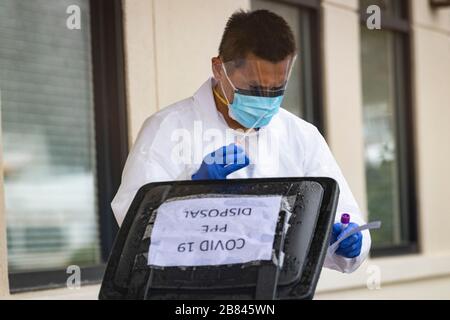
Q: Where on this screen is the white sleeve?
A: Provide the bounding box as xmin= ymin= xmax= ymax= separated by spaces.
xmin=111 ymin=115 xmax=183 ymax=227
xmin=303 ymin=126 xmax=371 ymax=273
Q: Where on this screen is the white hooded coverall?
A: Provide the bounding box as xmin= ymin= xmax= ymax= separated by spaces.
xmin=112 ymin=78 xmax=371 ymax=273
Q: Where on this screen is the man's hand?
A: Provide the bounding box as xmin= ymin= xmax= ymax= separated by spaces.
xmin=192 ymin=143 xmax=250 ymax=180
xmin=330 ymin=222 xmax=362 ymax=258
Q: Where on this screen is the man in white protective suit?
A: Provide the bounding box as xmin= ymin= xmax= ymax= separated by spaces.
xmin=112 ymin=9 xmax=371 ymax=273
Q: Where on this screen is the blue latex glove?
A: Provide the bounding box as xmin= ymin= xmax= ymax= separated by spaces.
xmin=192 ymin=143 xmax=250 ymax=180
xmin=330 ymin=222 xmax=362 ymax=258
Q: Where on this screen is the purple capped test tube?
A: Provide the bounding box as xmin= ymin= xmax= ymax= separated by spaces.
xmin=341 ymin=213 xmax=350 ymax=231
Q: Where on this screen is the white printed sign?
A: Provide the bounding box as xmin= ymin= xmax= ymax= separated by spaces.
xmin=148 ymin=196 xmax=283 ymax=267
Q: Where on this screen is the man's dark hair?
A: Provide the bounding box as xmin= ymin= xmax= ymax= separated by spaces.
xmin=219 ymin=9 xmax=296 ymax=63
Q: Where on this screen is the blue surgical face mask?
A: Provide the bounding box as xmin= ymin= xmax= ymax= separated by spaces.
xmin=228 ymin=92 xmax=283 ymax=128
xmin=220 ymin=65 xmax=285 ymax=129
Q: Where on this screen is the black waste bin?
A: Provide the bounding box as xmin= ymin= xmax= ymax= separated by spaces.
xmin=99 ymin=177 xmax=339 ymax=300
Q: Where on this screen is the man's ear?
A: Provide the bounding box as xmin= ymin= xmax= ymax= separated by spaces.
xmin=211 ymin=57 xmax=222 ymax=79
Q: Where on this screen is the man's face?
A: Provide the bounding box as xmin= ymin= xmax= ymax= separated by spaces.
xmin=213 ymin=53 xmax=294 ymax=103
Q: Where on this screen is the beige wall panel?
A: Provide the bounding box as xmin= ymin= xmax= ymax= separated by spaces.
xmin=322 ymin=3 xmax=368 ymax=218
xmin=412 ymin=26 xmax=450 ymax=254
xmin=323 ymin=0 xmax=358 ymax=11
xmin=123 ymin=0 xmax=159 ymax=143
xmin=412 ymin=1 xmax=450 ymax=33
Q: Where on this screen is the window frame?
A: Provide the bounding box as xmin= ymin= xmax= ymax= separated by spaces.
xmin=360 ymin=0 xmax=418 ymax=257
xmin=253 ymin=0 xmax=325 ymax=133
xmin=8 ymin=0 xmax=128 ymax=293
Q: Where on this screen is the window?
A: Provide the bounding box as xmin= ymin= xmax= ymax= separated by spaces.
xmin=251 ymin=0 xmax=323 ymax=131
xmin=360 ymin=0 xmax=417 ymax=255
xmin=1 ymin=0 xmax=128 ymax=291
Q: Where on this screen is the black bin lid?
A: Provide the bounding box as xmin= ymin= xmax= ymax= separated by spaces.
xmin=99 ymin=177 xmax=339 ymax=300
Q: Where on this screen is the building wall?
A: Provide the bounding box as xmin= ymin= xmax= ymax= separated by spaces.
xmin=321 ymin=0 xmax=368 ymax=221
xmin=411 ymin=0 xmax=450 ymax=255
